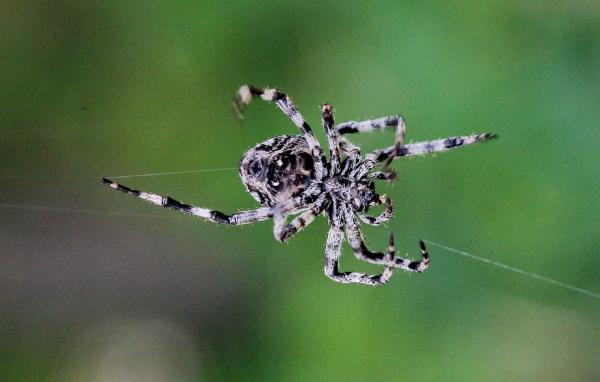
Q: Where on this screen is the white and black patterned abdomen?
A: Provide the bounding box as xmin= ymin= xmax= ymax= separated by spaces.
xmin=239 ymin=135 xmax=315 ymax=207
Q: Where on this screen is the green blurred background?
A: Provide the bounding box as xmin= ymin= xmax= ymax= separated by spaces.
xmin=1 ymin=1 xmax=599 ymax=381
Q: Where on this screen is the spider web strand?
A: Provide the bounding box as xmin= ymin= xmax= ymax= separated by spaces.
xmin=106 ymin=167 xmax=238 ymax=179
xmin=0 ymin=203 xmax=184 ymax=220
xmin=0 ymin=167 xmax=239 ymax=181
xmin=424 ymin=239 xmax=600 ymax=300
xmin=3 ymin=202 xmax=597 ymax=300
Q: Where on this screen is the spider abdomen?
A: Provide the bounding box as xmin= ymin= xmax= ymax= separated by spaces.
xmin=239 ymin=135 xmax=316 ymax=207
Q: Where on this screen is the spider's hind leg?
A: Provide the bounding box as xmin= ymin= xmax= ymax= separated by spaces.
xmin=102 ymin=178 xmax=276 ymax=225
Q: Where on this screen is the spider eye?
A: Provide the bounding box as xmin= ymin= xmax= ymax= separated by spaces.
xmin=269 ymin=178 xmax=280 ymax=187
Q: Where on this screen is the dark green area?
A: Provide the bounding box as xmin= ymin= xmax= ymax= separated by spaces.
xmin=1 ymin=1 xmax=599 ymax=381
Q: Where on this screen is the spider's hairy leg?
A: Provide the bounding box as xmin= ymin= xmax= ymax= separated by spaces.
xmin=338 ymin=138 xmax=361 ymax=176
xmin=349 ymin=158 xmax=376 ymax=180
xmin=367 ymin=170 xmax=397 ymax=182
xmin=357 ymin=194 xmax=393 ymax=226
xmin=324 ymin=225 xmax=396 ymax=286
xmin=321 ymin=103 xmax=341 ymax=175
xmin=370 ymin=133 xmax=498 ymax=163
xmin=232 ymin=85 xmax=326 ymax=180
xmin=335 ymin=115 xmax=406 ymax=169
xmin=383 ymin=116 xmax=406 ymax=169
xmin=345 ymin=205 xmax=428 ymax=271
xmin=346 ymin=226 xmax=430 ymax=272
xmin=335 ymin=115 xmax=405 ymax=135
xmin=102 ymin=178 xmax=278 ymax=225
xmin=231 ymin=85 xmax=262 ymax=120
xmin=273 ymin=195 xmax=329 ymax=242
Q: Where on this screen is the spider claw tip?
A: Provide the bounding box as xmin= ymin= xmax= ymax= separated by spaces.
xmin=231 ymin=103 xmax=246 ymax=121
xmin=101 ymin=177 xmax=119 ymax=189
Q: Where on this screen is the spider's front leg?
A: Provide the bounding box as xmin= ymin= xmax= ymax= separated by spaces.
xmin=232 ymin=85 xmax=326 ymax=180
xmin=345 ymin=219 xmax=429 ymax=272
xmin=321 ymin=103 xmax=341 ymax=175
xmin=344 ymin=204 xmax=428 ymax=271
xmin=370 ymin=133 xmax=498 ymax=163
xmin=336 ymin=114 xmax=496 ymax=162
xmin=102 ymin=178 xmax=290 ymax=225
xmin=335 ymin=115 xmax=405 ymax=136
xmin=323 ymin=202 xmax=396 ymax=286
xmin=357 ymin=194 xmax=393 ymax=226
xmin=338 ymin=138 xmax=362 ymax=176
xmin=335 ymin=115 xmax=405 ymax=165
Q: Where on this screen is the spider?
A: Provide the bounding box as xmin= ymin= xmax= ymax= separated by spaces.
xmin=102 ymin=85 xmax=496 ymax=286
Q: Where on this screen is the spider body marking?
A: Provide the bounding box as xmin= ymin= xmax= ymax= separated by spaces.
xmin=103 ymin=85 xmax=497 ymax=286
xmin=239 ymin=135 xmax=316 ymax=208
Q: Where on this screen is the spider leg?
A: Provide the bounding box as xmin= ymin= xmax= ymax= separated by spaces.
xmin=370 ymin=133 xmax=498 ymax=163
xmin=323 ymin=201 xmax=395 ymax=286
xmin=273 ymin=195 xmax=330 ymax=242
xmin=344 ymin=204 xmax=428 ymax=271
xmin=336 ymin=115 xmax=406 ymax=169
xmin=339 ymin=138 xmax=361 ymax=176
xmin=366 ymin=170 xmax=397 ymax=182
xmin=233 ymin=85 xmax=327 ymax=180
xmin=357 ymin=194 xmax=393 ymax=226
xmin=335 ymin=115 xmax=404 ymax=135
xmin=349 ymin=158 xmax=376 ymax=180
xmin=102 ymin=178 xmax=295 ymax=225
xmin=345 ymin=118 xmax=404 ymax=179
xmin=321 ymin=104 xmax=341 ymax=175
xmin=346 ymin=224 xmax=430 ymax=272
xmin=324 ymin=225 xmax=395 ymax=286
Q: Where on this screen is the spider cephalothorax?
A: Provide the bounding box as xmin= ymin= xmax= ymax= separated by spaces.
xmin=103 ymin=85 xmax=496 ymax=286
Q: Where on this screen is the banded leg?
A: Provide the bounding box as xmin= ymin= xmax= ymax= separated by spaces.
xmin=339 ymin=138 xmax=361 ymax=176
xmin=324 ymin=225 xmax=396 ymax=286
xmin=102 ymin=178 xmax=294 ymax=225
xmin=370 ymin=133 xmax=498 ymax=163
xmin=273 ymin=195 xmax=330 ymax=242
xmin=345 ymin=207 xmax=429 ymax=272
xmin=366 ymin=170 xmax=397 ymax=182
xmin=336 ymin=115 xmax=406 ymax=169
xmin=321 ymin=103 xmax=341 ymax=175
xmin=335 ymin=115 xmax=404 ymax=135
xmin=357 ymin=194 xmax=393 ymax=226
xmin=349 ymin=158 xmax=376 ymax=180
xmin=382 ymin=116 xmax=406 ymax=169
xmin=346 ymin=226 xmax=430 ymax=272
xmin=233 ymin=85 xmax=327 ymax=180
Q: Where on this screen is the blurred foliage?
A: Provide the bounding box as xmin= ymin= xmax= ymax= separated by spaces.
xmin=1 ymin=1 xmax=599 ymax=381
